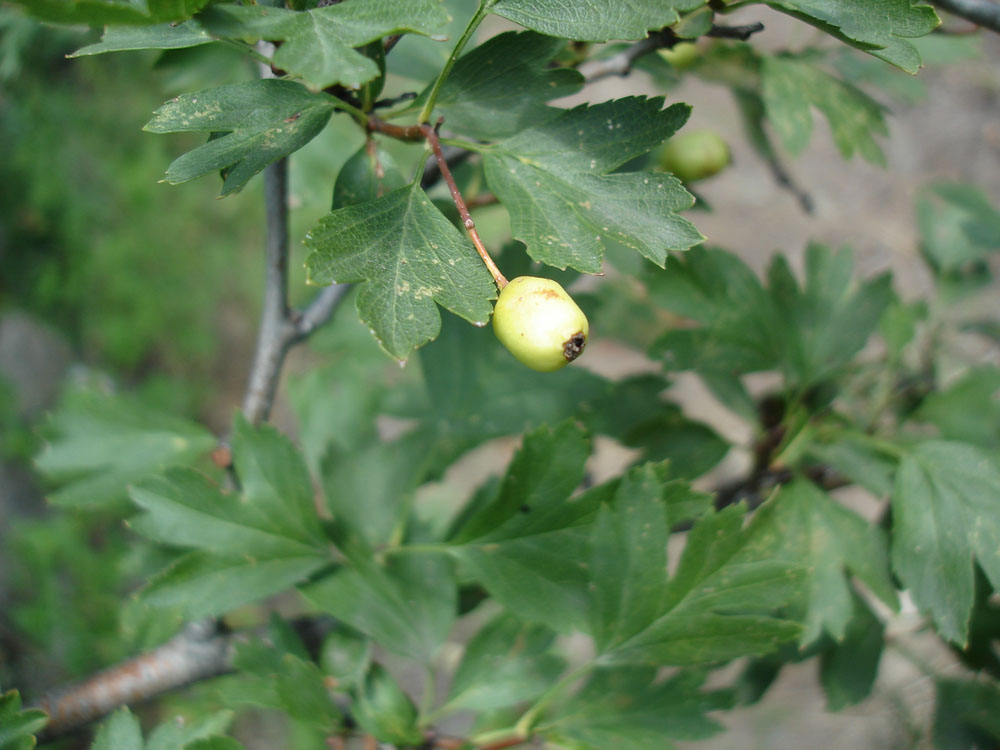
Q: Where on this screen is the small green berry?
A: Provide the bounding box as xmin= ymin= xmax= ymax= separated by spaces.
xmin=658 ymin=130 xmax=731 ymax=183
xmin=492 ymin=276 xmax=589 ymax=372
xmin=657 ymin=41 xmax=700 ymax=70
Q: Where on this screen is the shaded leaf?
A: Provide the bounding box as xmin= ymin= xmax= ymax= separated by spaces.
xmin=761 ymin=55 xmax=889 ymax=165
xmin=140 ymin=551 xmax=329 ymax=619
xmin=0 ymin=690 xmax=47 ymax=750
xmin=146 ymin=712 xmax=233 ymax=750
xmin=934 ymin=678 xmax=1000 ymax=750
xmin=70 ymin=21 xmax=213 ymax=57
xmin=892 ymin=441 xmax=1000 ymax=645
xmin=304 ymin=183 xmax=496 ymax=361
xmin=92 ymin=709 xmax=142 ymax=750
xmin=763 ymin=0 xmax=939 ymax=73
xmin=820 ymin=593 xmax=885 ymax=710
xmin=603 ymin=500 xmax=805 ymax=665
xmin=351 ymin=665 xmax=422 ymax=746
xmin=650 ymin=245 xmax=892 ymax=390
xmin=303 ymin=551 xmax=455 ymax=663
xmin=11 ymin=0 xmax=207 ymax=25
xmin=756 ymin=479 xmax=897 ymax=645
xmin=36 ymin=392 xmax=216 ymax=510
xmin=418 ymin=30 xmax=583 ymax=140
xmin=483 ymin=97 xmax=702 ymax=273
xmin=144 ymin=80 xmax=336 ymax=195
xmin=544 ymin=668 xmax=732 ymax=750
xmin=199 ymin=1 xmax=449 ymax=91
xmin=912 ymin=367 xmax=1000 ymax=450
xmin=443 ymin=614 xmax=563 ymax=713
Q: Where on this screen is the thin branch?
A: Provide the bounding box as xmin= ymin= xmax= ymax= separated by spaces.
xmin=765 ymin=151 xmax=815 ymax=214
xmin=293 ymin=284 xmax=352 ymax=340
xmin=575 ymin=32 xmax=670 ymax=83
xmin=33 ymin=621 xmax=233 ymax=741
xmin=930 ymin=0 xmax=1000 ymax=32
xmin=32 ymin=618 xmax=337 ymax=741
xmin=706 ymin=22 xmax=766 ymax=40
xmin=242 ymin=157 xmax=296 ymax=425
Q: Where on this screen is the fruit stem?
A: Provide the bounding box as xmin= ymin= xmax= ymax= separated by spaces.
xmin=367 ymin=117 xmax=508 ymax=290
xmin=422 ymin=121 xmax=508 ymax=289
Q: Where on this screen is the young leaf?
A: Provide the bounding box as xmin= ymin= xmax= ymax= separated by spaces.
xmin=199 ymin=1 xmax=449 ymax=92
xmin=446 ymin=421 xmax=598 ymax=632
xmin=129 ymin=469 xmax=323 ymax=558
xmin=442 ymin=614 xmax=564 ymax=713
xmin=491 ymin=0 xmax=705 ymax=42
xmin=36 ymin=392 xmax=216 ymax=510
xmin=0 ymin=690 xmax=47 ymax=750
xmin=416 ymin=30 xmax=583 ymax=140
xmin=331 ymin=142 xmax=406 ymax=210
xmin=144 ymin=80 xmax=336 ymax=196
xmin=351 ymin=665 xmax=422 ymax=746
xmin=588 ymin=464 xmax=671 ymax=652
xmin=750 ymin=479 xmax=898 ymax=646
xmin=891 ymin=441 xmax=1000 ymax=645
xmin=761 ymin=56 xmax=889 ymax=165
xmin=230 ymin=414 xmax=326 ymax=549
xmin=597 ymin=497 xmax=804 ymax=666
xmin=140 ymin=551 xmax=329 ymax=620
xmin=912 ymin=367 xmax=1000 ymax=451
xmin=92 ymin=709 xmax=143 ymax=750
xmin=320 ymin=628 xmax=372 ymax=690
xmin=302 ymin=551 xmax=456 ymax=664
xmin=917 ymin=182 xmax=1000 ymax=275
xmin=146 ymin=711 xmax=234 ymax=750
xmin=542 ymin=667 xmax=732 ymax=750
xmin=934 ymin=678 xmax=1000 ymax=750
xmin=449 ymin=421 xmax=591 ymax=545
xmin=304 ymin=183 xmax=496 ymax=362
xmin=483 ymin=98 xmax=702 ymax=272
xmin=763 ymin=0 xmax=940 ymax=73
xmin=70 ymin=21 xmax=213 ymax=57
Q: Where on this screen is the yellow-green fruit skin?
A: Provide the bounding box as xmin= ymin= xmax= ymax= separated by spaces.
xmin=659 ymin=130 xmax=731 ymax=182
xmin=657 ymin=41 xmax=700 ymax=70
xmin=493 ymin=276 xmax=589 ymax=372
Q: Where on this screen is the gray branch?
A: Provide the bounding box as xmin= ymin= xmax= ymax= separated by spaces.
xmin=575 ymin=34 xmax=665 ymax=83
xmin=32 ymin=618 xmax=337 ymax=741
xmin=931 ymin=0 xmax=1000 ymax=32
xmin=34 ymin=621 xmax=233 ymax=740
xmin=242 ymin=158 xmax=296 ymax=425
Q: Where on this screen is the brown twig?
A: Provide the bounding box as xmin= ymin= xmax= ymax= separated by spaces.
xmin=34 ymin=621 xmax=233 ymax=740
xmin=368 ymin=117 xmax=508 ymax=289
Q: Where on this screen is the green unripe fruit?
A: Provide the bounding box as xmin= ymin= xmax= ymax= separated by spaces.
xmin=657 ymin=41 xmax=700 ymax=70
xmin=492 ymin=276 xmax=589 ymax=372
xmin=659 ymin=130 xmax=731 ymax=183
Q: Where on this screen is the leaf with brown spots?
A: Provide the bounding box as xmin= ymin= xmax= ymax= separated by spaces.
xmin=483 ymin=97 xmax=703 ymax=273
xmin=144 ymin=80 xmax=336 ymax=196
xmin=304 ymin=183 xmax=496 ymax=362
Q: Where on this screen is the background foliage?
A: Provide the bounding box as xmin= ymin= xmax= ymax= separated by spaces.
xmin=1 ymin=1 xmax=999 ymax=749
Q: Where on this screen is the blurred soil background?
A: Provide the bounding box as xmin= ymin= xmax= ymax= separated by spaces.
xmin=0 ymin=3 xmax=998 ymax=748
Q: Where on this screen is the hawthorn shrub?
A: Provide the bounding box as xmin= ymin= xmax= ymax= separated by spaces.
xmin=2 ymin=1 xmax=1000 ymax=749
